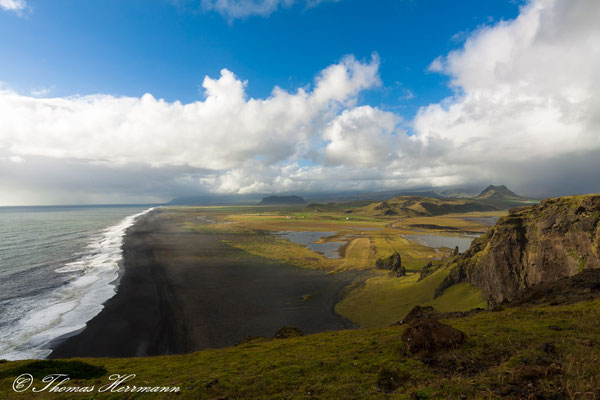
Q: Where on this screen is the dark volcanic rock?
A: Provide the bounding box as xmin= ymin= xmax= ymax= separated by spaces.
xmin=436 ymin=195 xmax=600 ymax=306
xmin=508 ymin=268 xmax=600 ymax=307
xmin=418 ymin=261 xmax=439 ymax=281
xmin=376 ymin=252 xmax=405 ymax=277
xmin=273 ymin=326 xmax=303 ymax=339
xmin=401 ymin=318 xmax=466 ymax=353
xmin=401 ymin=306 xmax=439 ymax=324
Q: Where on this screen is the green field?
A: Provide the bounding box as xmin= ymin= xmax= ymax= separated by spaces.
xmin=336 ymin=269 xmax=486 ymax=328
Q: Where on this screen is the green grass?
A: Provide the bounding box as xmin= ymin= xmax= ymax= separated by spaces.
xmin=2 ymin=299 xmax=598 ymax=399
xmin=224 ymin=233 xmax=340 ymax=270
xmin=425 ymin=282 xmax=486 ymax=312
xmin=341 ymin=237 xmax=374 ymax=269
xmin=336 ymin=266 xmax=455 ymax=328
xmin=0 ymin=360 xmax=106 ymax=380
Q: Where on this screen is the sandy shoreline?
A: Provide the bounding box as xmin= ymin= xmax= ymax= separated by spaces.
xmin=50 ymin=209 xmax=361 ymax=358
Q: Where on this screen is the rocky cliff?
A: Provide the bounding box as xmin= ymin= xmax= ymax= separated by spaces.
xmin=436 ymin=195 xmax=600 ymax=306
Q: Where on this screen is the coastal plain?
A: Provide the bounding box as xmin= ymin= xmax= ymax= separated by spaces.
xmin=176 ymin=204 xmax=497 ymax=327
xmin=51 ymin=202 xmax=496 ymax=357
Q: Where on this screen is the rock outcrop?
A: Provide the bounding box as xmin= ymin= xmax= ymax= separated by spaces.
xmin=401 ymin=318 xmax=466 ymax=353
xmin=507 ymin=268 xmax=600 ymax=307
xmin=418 ymin=261 xmax=435 ymax=281
xmin=436 ymin=195 xmax=600 ymax=306
xmin=400 ymin=306 xmax=439 ymax=324
xmin=376 ymin=252 xmax=405 ymax=276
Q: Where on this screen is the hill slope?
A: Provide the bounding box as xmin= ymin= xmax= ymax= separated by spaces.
xmin=259 ymin=195 xmax=307 ymax=205
xmin=356 ymin=196 xmax=497 ymax=217
xmin=436 ymin=194 xmax=600 ymax=305
xmin=474 ymin=184 xmax=536 ymax=209
xmin=475 ymin=184 xmax=525 ymax=200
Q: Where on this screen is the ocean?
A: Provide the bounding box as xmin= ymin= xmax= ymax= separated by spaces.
xmin=0 ymin=205 xmax=155 ymax=360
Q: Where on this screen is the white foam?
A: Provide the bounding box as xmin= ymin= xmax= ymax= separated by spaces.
xmin=0 ymin=207 xmax=156 ymax=360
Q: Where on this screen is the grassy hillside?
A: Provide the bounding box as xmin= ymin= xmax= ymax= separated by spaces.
xmin=355 ymin=196 xmax=497 ymax=218
xmin=336 ymin=267 xmax=485 ymax=328
xmin=2 ymin=299 xmax=598 ymax=399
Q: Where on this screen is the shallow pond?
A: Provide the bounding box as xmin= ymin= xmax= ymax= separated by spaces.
xmin=404 ymin=233 xmax=480 ymax=253
xmin=275 ymin=231 xmax=345 ymax=259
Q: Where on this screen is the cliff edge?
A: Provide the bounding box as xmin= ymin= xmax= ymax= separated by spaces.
xmin=436 ymin=195 xmax=600 ymax=306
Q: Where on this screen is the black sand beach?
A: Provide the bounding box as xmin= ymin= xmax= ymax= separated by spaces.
xmin=50 ymin=209 xmax=360 ymax=358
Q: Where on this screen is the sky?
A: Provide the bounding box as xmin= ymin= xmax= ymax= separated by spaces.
xmin=0 ymin=0 xmax=599 ymax=205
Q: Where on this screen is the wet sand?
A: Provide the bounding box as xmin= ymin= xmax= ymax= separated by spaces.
xmin=50 ymin=209 xmax=360 ymax=358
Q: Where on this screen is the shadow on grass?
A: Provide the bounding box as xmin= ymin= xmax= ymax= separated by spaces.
xmin=0 ymin=360 xmax=106 ymax=380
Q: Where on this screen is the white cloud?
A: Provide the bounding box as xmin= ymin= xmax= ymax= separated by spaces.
xmin=199 ymin=0 xmax=336 ymax=20
xmin=29 ymin=87 xmax=52 ymax=97
xmin=0 ymin=0 xmax=26 ymax=13
xmin=412 ymin=0 xmax=600 ymax=188
xmin=0 ymin=55 xmax=382 ymax=202
xmin=427 ymin=56 xmax=444 ymax=73
xmin=2 ymin=0 xmax=600 ymax=204
xmin=242 ymin=0 xmax=600 ymax=197
xmin=322 ymin=106 xmax=403 ymax=167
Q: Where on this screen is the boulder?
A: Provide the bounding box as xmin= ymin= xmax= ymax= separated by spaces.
xmin=401 ymin=318 xmax=466 ymax=353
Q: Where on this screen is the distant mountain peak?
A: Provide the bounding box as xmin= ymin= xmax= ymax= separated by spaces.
xmin=476 ymin=185 xmax=521 ymax=199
